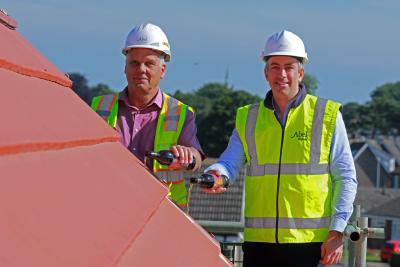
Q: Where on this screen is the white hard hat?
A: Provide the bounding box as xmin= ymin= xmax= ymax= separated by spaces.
xmin=122 ymin=23 xmax=171 ymax=62
xmin=261 ymin=30 xmax=308 ymax=64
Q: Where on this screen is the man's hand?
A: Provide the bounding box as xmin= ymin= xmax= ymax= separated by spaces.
xmin=169 ymin=145 xmax=201 ymax=171
xmin=201 ymin=169 xmax=227 ymax=194
xmin=320 ymin=230 xmax=343 ymax=265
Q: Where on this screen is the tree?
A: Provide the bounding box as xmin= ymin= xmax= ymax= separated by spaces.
xmin=173 ymin=83 xmax=261 ymax=157
xmin=369 ymin=82 xmax=400 ymax=134
xmin=91 ymin=83 xmax=114 ymax=97
xmin=341 ymin=81 xmax=400 ymax=137
xmin=68 ymin=72 xmax=92 ymax=104
xmin=302 ymin=73 xmax=318 ymax=95
xmin=342 ymin=102 xmax=373 ymax=137
xmin=68 ymin=73 xmax=115 ymax=105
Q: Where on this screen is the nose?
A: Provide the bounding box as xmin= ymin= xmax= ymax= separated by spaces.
xmin=278 ymin=68 xmax=287 ymax=78
xmin=138 ymin=63 xmax=147 ymax=73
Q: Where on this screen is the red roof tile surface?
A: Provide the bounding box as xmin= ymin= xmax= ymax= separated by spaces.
xmin=0 ymin=11 xmax=232 ymax=267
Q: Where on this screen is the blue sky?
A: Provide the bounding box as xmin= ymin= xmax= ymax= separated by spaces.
xmin=3 ymin=1 xmax=399 ymax=104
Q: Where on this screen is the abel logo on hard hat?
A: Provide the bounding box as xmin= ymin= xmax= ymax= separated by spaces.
xmin=137 ymin=36 xmax=148 ymax=42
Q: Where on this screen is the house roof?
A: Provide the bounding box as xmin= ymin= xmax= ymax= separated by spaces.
xmin=355 ymin=188 xmax=400 ymax=215
xmin=351 ymin=140 xmax=395 ymax=173
xmin=351 ymin=141 xmax=365 ymax=157
xmin=364 ymin=195 xmax=400 ymax=219
xmin=0 ymin=10 xmax=232 ymax=267
xmin=381 ymin=136 xmax=400 ymax=165
xmin=353 ymin=161 xmax=375 ymax=188
xmin=189 ymin=162 xmax=244 ymax=223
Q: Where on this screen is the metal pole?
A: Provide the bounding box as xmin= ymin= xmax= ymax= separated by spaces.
xmin=376 ymin=157 xmax=381 ymax=188
xmin=344 ymin=205 xmax=385 ymax=267
xmin=347 ymin=205 xmax=360 ymax=267
xmin=355 ymin=217 xmax=368 ymax=267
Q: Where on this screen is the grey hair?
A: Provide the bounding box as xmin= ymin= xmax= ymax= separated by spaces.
xmin=264 ymin=61 xmax=303 ymax=69
xmin=159 ymin=55 xmax=165 ymax=66
xmin=125 ymin=49 xmax=166 ymax=66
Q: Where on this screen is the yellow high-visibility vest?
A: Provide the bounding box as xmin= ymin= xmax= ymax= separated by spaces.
xmin=236 ymin=94 xmax=340 ymax=243
xmin=91 ymin=92 xmax=190 ymax=208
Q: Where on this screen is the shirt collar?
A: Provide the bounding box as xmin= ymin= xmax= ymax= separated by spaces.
xmin=119 ymin=87 xmax=163 ymax=110
xmin=264 ymin=83 xmax=307 ymax=111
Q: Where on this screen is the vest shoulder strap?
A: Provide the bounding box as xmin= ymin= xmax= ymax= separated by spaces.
xmin=153 ymin=93 xmax=191 ymax=173
xmin=91 ymin=93 xmax=119 ymax=128
xmin=236 ymin=102 xmax=262 ymax=164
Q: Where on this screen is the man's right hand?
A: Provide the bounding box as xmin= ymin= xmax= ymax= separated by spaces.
xmin=201 ymin=169 xmax=227 ymax=194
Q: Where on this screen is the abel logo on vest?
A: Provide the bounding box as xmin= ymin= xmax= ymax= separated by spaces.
xmin=290 ymin=130 xmax=308 ymax=141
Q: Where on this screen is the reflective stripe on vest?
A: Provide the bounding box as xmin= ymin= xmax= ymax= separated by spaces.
xmin=164 ymin=96 xmax=180 ymax=132
xmin=153 ymin=94 xmax=188 ymax=175
xmin=245 ymin=98 xmax=328 ymax=176
xmin=153 ymin=94 xmax=189 ymax=208
xmin=245 ymin=216 xmax=331 ymax=229
xmin=91 ymin=93 xmax=119 ymax=127
xmin=155 ymin=171 xmax=184 ymax=183
xmin=236 ymin=95 xmax=340 ymax=243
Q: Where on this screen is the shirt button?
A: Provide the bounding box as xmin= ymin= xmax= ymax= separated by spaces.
xmin=134 ymin=129 xmax=138 ymax=132
xmin=133 ymin=148 xmax=136 ymax=151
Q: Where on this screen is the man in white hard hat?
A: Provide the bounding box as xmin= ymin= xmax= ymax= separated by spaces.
xmin=204 ymin=30 xmax=357 ymax=266
xmin=91 ymin=23 xmax=204 ymax=210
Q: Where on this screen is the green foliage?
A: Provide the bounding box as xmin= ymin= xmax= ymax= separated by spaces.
xmin=342 ymin=102 xmax=373 ymax=136
xmin=365 ymin=249 xmax=380 ymax=262
xmin=68 ymin=72 xmax=115 ymax=104
xmin=369 ymin=82 xmax=400 ymax=134
xmin=69 ymin=73 xmax=92 ymax=104
xmin=302 ymin=73 xmax=318 ymax=95
xmin=173 ymin=83 xmax=262 ymax=157
xmin=91 ymin=83 xmax=114 ymax=97
xmin=343 ymin=81 xmax=400 ymax=136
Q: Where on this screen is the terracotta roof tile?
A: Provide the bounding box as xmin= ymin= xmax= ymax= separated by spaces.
xmin=0 ymin=12 xmax=232 ymax=267
xmin=0 ymin=69 xmax=119 ymax=156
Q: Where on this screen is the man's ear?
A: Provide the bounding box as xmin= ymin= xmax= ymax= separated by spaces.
xmin=298 ymin=67 xmax=305 ymax=82
xmin=124 ymin=57 xmax=128 ymax=75
xmin=160 ymin=63 xmax=167 ymax=79
xmin=264 ymin=66 xmax=268 ymax=80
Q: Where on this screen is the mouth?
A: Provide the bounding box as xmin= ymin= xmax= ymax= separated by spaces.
xmin=275 ymin=81 xmax=288 ymax=87
xmin=132 ymin=77 xmax=148 ymax=83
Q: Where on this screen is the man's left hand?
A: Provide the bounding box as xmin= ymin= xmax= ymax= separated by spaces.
xmin=320 ymin=230 xmax=343 ymax=265
xmin=201 ymin=169 xmax=227 ymax=194
xmin=169 ymin=145 xmax=201 ymax=171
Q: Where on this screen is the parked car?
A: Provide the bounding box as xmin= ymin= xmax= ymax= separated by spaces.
xmin=381 ymin=240 xmax=400 ymax=262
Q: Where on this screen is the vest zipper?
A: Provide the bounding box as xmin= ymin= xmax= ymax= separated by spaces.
xmin=275 ymin=122 xmax=285 ymax=244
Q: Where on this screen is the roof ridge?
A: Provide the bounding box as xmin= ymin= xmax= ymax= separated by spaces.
xmin=0 ymin=137 xmax=119 ymax=157
xmin=0 ymin=9 xmax=17 ymax=29
xmin=0 ymin=58 xmax=72 ymax=87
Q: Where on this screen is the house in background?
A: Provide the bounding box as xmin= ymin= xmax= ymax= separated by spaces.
xmin=380 ymin=136 xmax=400 ymax=165
xmin=351 ymin=138 xmax=398 ymax=188
xmin=364 ymin=194 xmax=400 ymax=247
xmin=189 ymin=159 xmax=245 ymax=243
xmin=351 ymin=136 xmax=400 ymax=248
xmin=188 ymin=159 xmax=245 ymax=265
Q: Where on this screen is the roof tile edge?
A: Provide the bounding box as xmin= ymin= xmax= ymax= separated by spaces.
xmin=0 ymin=9 xmax=18 ymax=29
xmin=0 ymin=59 xmax=72 ymax=88
xmin=0 ymin=136 xmax=120 ymax=157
